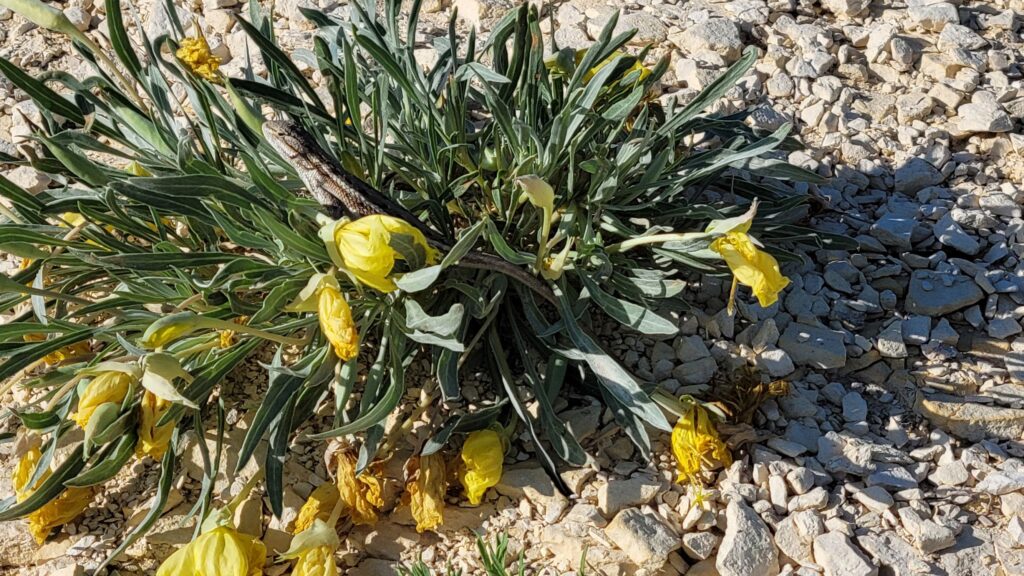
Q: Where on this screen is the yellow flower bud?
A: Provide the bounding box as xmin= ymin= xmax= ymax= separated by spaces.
xmin=281 ymin=519 xmax=340 ymax=576
xmin=139 ymin=312 xmax=204 ymax=349
xmin=72 ymin=371 xmax=132 ymax=429
xmin=671 ymin=401 xmax=731 ymax=484
xmin=317 ymin=283 xmax=359 ymax=361
xmin=408 ymin=453 xmax=446 ymax=533
xmin=175 ymin=35 xmax=221 ymax=82
xmin=458 ymin=430 xmax=504 ymax=506
xmin=293 ymin=482 xmax=340 ymax=535
xmin=327 ymin=215 xmax=439 ymax=293
xmin=291 ymin=545 xmax=338 ymax=576
xmin=137 ymin=390 xmax=175 ymax=460
xmin=156 ymin=526 xmax=266 ymax=576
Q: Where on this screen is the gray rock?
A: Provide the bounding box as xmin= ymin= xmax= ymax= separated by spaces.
xmin=814 ymin=532 xmax=878 ymax=576
xmin=675 ymin=335 xmax=710 ymax=362
xmin=858 ymin=531 xmax=934 ymax=576
xmin=977 ymin=471 xmax=1024 ymax=495
xmin=854 ymin=486 xmax=894 ymax=513
xmin=876 ymin=321 xmax=908 ymax=358
xmin=821 ymin=0 xmax=869 ymax=17
xmin=868 ymin=464 xmax=918 ymax=490
xmin=894 ymin=158 xmax=945 ymax=194
xmin=870 ymin=211 xmax=916 ymax=250
xmin=842 ymin=391 xmax=868 ymax=422
xmin=958 ymin=102 xmax=1014 ymax=134
xmin=672 ymin=356 xmax=718 ymax=385
xmin=779 ymin=323 xmax=847 ymax=369
xmin=897 ymin=507 xmax=955 ymax=553
xmin=929 ymin=461 xmax=969 ymax=486
xmin=597 ymin=475 xmax=663 ymax=517
xmin=908 ymin=2 xmax=959 ymax=31
xmin=774 ymin=510 xmax=824 ymax=567
xmin=901 ymin=316 xmax=931 ymax=345
xmin=757 ymin=348 xmax=795 ymax=377
xmin=604 ymin=508 xmax=679 ymax=565
xmin=718 ymin=500 xmax=779 ymax=576
xmin=937 ymin=24 xmax=988 ymax=50
xmin=674 ymin=19 xmax=743 ymax=63
xmin=682 ymin=531 xmax=721 ymax=561
xmin=917 ymin=394 xmax=1024 ymax=442
xmin=934 ymin=213 xmax=980 ymax=255
xmin=906 ymin=270 xmax=983 ymax=316
xmin=495 ymin=467 xmax=569 ymax=522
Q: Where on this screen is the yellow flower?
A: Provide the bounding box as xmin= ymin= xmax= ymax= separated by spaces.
xmin=137 ymin=390 xmax=176 ymax=460
xmin=291 ymin=544 xmax=338 ymax=576
xmin=176 ymin=35 xmax=221 ymax=82
xmin=329 ymin=215 xmax=439 ymax=293
xmin=318 ymin=283 xmax=359 ymax=361
xmin=671 ymin=402 xmax=731 ymax=484
xmin=156 ymin=525 xmax=266 ymax=576
xmin=23 ymin=334 xmax=91 ymax=365
xmin=72 ymin=371 xmax=132 ymax=429
xmin=13 ymin=447 xmax=95 ymax=544
xmin=544 ymin=49 xmax=651 ymax=85
xmin=459 ymin=430 xmax=504 ymax=506
xmin=408 ymin=454 xmax=446 ymax=533
xmin=281 ymin=519 xmax=340 ymax=576
xmin=293 ymin=483 xmax=340 ymax=535
xmin=334 ymin=447 xmax=383 ymax=525
xmin=710 ymin=230 xmax=790 ymax=310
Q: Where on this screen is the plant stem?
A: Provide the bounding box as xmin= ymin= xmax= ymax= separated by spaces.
xmin=605 ymin=231 xmax=706 ymax=254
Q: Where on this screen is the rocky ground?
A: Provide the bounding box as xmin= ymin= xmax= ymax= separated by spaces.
xmin=2 ymin=0 xmax=1024 ymax=574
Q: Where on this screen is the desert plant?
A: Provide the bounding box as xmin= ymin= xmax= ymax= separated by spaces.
xmin=0 ymin=0 xmax=843 ymax=562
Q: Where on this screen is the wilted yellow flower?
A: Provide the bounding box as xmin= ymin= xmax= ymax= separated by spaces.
xmin=13 ymin=446 xmax=95 ymax=544
xmin=293 ymin=482 xmax=340 ymax=535
xmin=408 ymin=454 xmax=446 ymax=533
xmin=318 ymin=283 xmax=359 ymax=361
xmin=137 ymin=390 xmax=175 ymax=460
xmin=23 ymin=334 xmax=91 ymax=365
xmin=334 ymin=448 xmax=383 ymax=525
xmin=671 ymin=402 xmax=731 ymax=484
xmin=459 ymin=430 xmax=504 ymax=506
xmin=156 ymin=525 xmax=266 ymax=576
xmin=72 ymin=371 xmax=132 ymax=429
xmin=176 ymin=35 xmax=221 ymax=82
xmin=710 ymin=230 xmax=790 ymax=310
xmin=329 ymin=215 xmax=439 ymax=293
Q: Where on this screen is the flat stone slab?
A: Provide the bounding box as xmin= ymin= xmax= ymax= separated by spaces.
xmin=916 ymin=393 xmax=1024 ymax=441
xmin=779 ymin=322 xmax=847 ymax=369
xmin=906 ymin=270 xmax=983 ymax=316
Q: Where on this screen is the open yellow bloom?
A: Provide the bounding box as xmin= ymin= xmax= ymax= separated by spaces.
xmin=72 ymin=371 xmax=132 ymax=429
xmin=330 ymin=215 xmax=439 ymax=293
xmin=710 ymin=230 xmax=789 ymax=310
xmin=408 ymin=454 xmax=446 ymax=533
xmin=334 ymin=448 xmax=383 ymax=525
xmin=176 ymin=35 xmax=221 ymax=82
xmin=459 ymin=430 xmax=504 ymax=506
xmin=156 ymin=525 xmax=266 ymax=576
xmin=293 ymin=483 xmax=340 ymax=534
xmin=13 ymin=447 xmax=95 ymax=543
xmin=671 ymin=402 xmax=731 ymax=484
xmin=318 ymin=283 xmax=359 ymax=361
xmin=137 ymin=390 xmax=176 ymax=460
